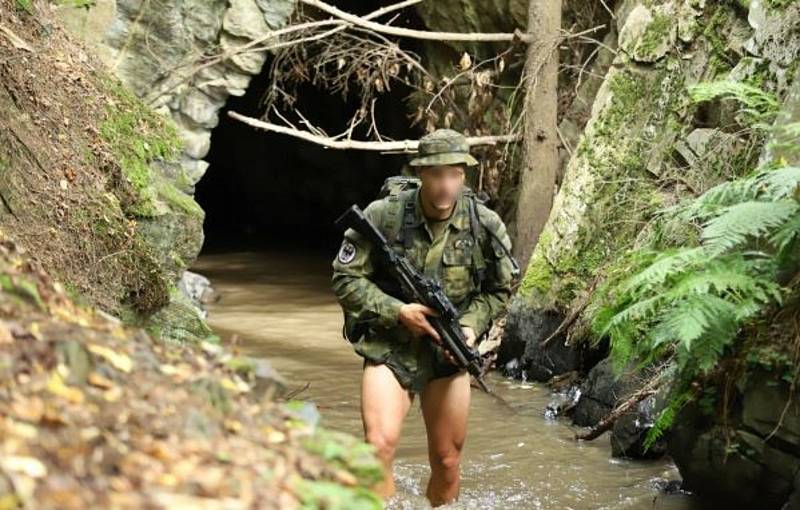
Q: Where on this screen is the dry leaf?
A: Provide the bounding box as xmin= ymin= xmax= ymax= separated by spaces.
xmin=87 ymin=344 xmax=133 ymax=373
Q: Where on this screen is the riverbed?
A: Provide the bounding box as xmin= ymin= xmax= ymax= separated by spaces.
xmin=192 ymin=250 xmax=700 ymax=510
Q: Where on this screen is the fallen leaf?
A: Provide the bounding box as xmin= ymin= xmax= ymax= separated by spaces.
xmin=1 ymin=456 xmax=47 ymax=478
xmin=46 ymin=372 xmax=84 ymax=404
xmin=87 ymin=343 xmax=133 ymax=373
xmin=87 ymin=371 xmax=114 ymax=389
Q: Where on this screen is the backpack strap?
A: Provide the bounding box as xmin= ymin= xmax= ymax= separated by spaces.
xmin=466 ymin=194 xmax=487 ymax=289
xmin=383 ymin=188 xmax=416 ymax=246
xmin=402 ymin=198 xmax=416 ymax=250
xmin=473 ymin=202 xmax=521 ymax=278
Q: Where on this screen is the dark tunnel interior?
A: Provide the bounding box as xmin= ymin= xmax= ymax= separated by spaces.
xmin=195 ymin=0 xmax=427 ymax=255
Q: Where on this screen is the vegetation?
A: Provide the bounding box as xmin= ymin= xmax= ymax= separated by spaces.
xmin=98 ymin=74 xmax=184 ymax=218
xmin=591 ymin=80 xmax=796 ymax=448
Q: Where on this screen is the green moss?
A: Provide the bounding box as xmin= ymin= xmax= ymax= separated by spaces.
xmin=157 ymin=180 xmax=204 ymax=218
xmin=699 ymin=6 xmax=737 ymax=72
xmin=518 ymin=250 xmax=554 ymax=297
xmin=97 ymin=74 xmax=183 ymax=218
xmin=637 ymin=12 xmax=672 ymax=58
xmin=0 ymin=273 xmax=45 ymax=310
xmin=764 ymin=0 xmax=793 ymax=10
xmin=301 ymin=428 xmax=384 ymax=490
xmin=14 ymin=0 xmax=32 ymax=13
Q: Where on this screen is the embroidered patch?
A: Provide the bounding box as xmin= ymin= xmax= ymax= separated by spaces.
xmin=455 ymin=238 xmax=473 ymax=249
xmin=338 ymin=240 xmax=357 ymax=264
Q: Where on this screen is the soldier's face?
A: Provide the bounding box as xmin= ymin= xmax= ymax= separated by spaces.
xmin=417 ymin=165 xmax=465 ymax=212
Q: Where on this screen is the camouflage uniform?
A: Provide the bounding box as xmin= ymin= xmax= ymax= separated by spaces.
xmin=331 ymin=129 xmax=516 ymax=393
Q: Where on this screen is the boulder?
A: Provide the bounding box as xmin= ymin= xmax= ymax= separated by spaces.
xmin=498 ymin=298 xmax=580 ymax=382
xmin=669 ymin=371 xmax=800 ymax=509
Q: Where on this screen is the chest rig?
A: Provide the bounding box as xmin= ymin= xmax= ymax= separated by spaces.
xmin=378 ymin=177 xmax=489 ymax=291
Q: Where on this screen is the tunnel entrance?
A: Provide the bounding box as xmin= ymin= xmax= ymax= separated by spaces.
xmin=196 ymin=2 xmax=424 ymax=254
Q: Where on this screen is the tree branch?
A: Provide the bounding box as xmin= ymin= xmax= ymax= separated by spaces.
xmin=575 ymin=376 xmax=663 ymax=442
xmin=300 ymin=0 xmax=533 ymax=43
xmin=227 ymin=111 xmax=521 ymax=151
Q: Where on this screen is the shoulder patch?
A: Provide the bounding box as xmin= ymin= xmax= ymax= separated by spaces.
xmin=337 ymin=240 xmax=357 ymax=264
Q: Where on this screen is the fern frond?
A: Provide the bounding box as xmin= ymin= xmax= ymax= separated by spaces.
xmin=702 ymin=200 xmax=799 ymax=253
xmin=688 ymin=80 xmax=779 ymax=126
xmin=756 ymin=166 xmax=800 ymax=199
xmin=619 ymin=247 xmax=706 ymax=294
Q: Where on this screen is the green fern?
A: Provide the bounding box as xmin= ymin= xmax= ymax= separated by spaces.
xmin=688 ymin=80 xmax=780 ymax=129
xmin=593 ymin=160 xmax=799 ymax=448
xmin=702 ymin=200 xmax=799 ymax=253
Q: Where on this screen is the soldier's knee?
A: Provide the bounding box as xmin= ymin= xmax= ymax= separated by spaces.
xmin=430 ymin=444 xmax=463 ymax=472
xmin=366 ymin=429 xmax=400 ymax=461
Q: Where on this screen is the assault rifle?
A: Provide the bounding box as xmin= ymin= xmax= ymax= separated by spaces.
xmin=335 ymin=204 xmax=491 ymax=393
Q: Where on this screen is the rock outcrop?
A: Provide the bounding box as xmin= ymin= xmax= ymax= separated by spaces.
xmin=57 ymin=0 xmax=294 ymax=187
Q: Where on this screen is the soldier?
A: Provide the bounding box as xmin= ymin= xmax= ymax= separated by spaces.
xmin=331 ymin=129 xmax=516 ymax=506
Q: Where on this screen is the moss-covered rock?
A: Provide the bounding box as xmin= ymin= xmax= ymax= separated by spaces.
xmin=512 ymin=1 xmax=753 ymax=342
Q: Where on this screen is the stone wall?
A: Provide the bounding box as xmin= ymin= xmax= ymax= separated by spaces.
xmin=57 ymin=0 xmax=295 ymax=190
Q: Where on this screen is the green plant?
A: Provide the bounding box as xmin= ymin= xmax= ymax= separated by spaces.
xmin=15 ymin=0 xmax=33 ymax=13
xmin=593 ymin=163 xmax=800 ymax=447
xmin=688 ymin=80 xmax=780 ymax=129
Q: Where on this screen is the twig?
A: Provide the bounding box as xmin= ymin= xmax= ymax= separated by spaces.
xmin=575 ymin=377 xmax=662 ymax=441
xmin=228 ymin=111 xmax=522 ymax=151
xmin=144 ymin=0 xmax=424 ymax=105
xmin=300 ymin=0 xmax=533 ymax=43
xmin=540 ymin=276 xmax=601 ymax=347
xmin=283 ymin=381 xmax=311 ymax=400
xmin=0 ymin=23 xmax=33 ymax=52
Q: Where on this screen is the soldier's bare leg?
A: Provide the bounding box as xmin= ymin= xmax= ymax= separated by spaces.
xmin=360 ymin=361 xmax=413 ymax=497
xmin=420 ymin=369 xmax=471 ymax=506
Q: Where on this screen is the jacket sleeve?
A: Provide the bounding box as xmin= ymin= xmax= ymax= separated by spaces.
xmin=331 ymin=200 xmax=406 ymax=329
xmin=458 ymin=208 xmax=515 ymax=338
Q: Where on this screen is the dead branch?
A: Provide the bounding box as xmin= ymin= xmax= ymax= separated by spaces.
xmin=143 ymin=0 xmax=424 ymax=105
xmin=228 ymin=111 xmax=522 ymax=151
xmin=540 ymin=275 xmax=601 ymax=348
xmin=575 ymin=376 xmax=662 ymax=442
xmin=300 ymin=0 xmax=533 ymax=43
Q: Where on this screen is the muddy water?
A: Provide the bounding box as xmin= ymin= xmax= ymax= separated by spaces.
xmin=192 ymin=250 xmax=700 ymax=510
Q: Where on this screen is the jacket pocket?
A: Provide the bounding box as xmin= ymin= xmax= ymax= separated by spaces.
xmin=441 ymin=245 xmax=473 ymax=303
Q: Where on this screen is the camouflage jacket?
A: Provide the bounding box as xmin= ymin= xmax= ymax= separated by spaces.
xmin=331 ymin=187 xmax=515 ymax=351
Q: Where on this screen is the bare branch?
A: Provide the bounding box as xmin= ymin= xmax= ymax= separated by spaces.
xmin=300 ymin=0 xmax=532 ymax=43
xmin=228 ymin=111 xmax=521 ymax=151
xmin=143 ymin=0 xmax=424 ymax=105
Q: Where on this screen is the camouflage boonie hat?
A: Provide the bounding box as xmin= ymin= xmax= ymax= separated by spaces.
xmin=408 ymin=128 xmax=479 ymax=167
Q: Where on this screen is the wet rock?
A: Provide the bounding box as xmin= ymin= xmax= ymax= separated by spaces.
xmin=669 ymin=370 xmax=800 ymax=509
xmin=498 ymin=298 xmax=579 ymax=382
xmin=145 ymin=290 xmax=217 ymax=345
xmin=572 ymin=358 xmax=647 ymax=427
xmin=177 ymin=270 xmax=218 ymax=319
xmin=610 ymin=392 xmax=668 ymax=459
xmin=573 ymin=358 xmax=622 ymax=427
xmin=545 ymin=385 xmax=581 ymax=420
xmin=650 ymin=478 xmax=688 ymax=495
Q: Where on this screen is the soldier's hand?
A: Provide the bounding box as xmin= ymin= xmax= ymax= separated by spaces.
xmin=437 ymin=327 xmax=476 ymax=366
xmin=398 ymin=303 xmax=441 ymax=342
xmin=462 ymin=326 xmax=476 ymax=348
